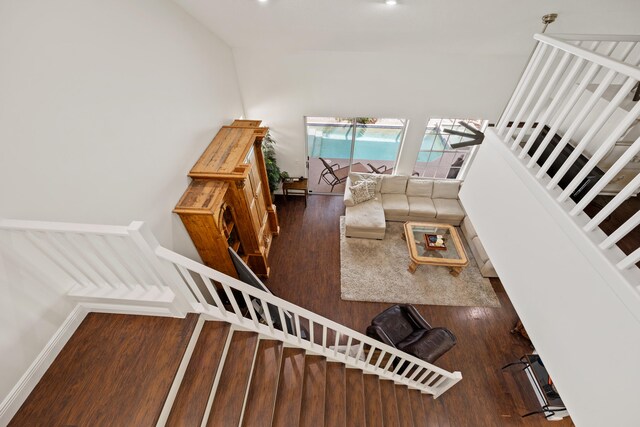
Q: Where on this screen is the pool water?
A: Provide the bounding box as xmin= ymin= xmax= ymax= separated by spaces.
xmin=308 ymin=125 xmax=447 ymax=162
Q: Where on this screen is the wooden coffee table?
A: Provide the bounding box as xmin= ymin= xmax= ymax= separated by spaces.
xmin=402 ymin=222 xmax=468 ymax=276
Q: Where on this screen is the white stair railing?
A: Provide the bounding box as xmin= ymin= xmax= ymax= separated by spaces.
xmin=496 ymin=34 xmax=640 ymax=288
xmin=0 ymin=219 xmax=195 ymax=315
xmin=154 ymin=246 xmax=462 ymax=398
xmin=0 ymin=218 xmax=462 ymax=398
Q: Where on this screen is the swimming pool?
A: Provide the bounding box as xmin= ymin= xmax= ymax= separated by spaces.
xmin=308 ymin=125 xmax=447 ymax=162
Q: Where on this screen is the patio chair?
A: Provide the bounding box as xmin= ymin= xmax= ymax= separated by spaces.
xmin=368 ymin=163 xmax=394 ymax=175
xmin=368 ymin=163 xmax=420 ymax=177
xmin=318 ymin=157 xmax=350 ymax=191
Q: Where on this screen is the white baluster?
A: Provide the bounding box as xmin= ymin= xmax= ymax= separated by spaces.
xmin=519 ymin=54 xmax=589 ymax=159
xmin=562 ymin=101 xmax=640 ymax=208
xmin=527 ymin=61 xmax=603 ymax=168
xmin=504 ymin=45 xmax=554 ymax=144
xmin=497 ymin=42 xmax=544 ymax=135
xmin=598 ymin=211 xmax=640 ymax=249
xmin=546 ymin=77 xmax=638 ymax=192
xmin=617 ymin=249 xmax=640 ymax=270
xmin=511 ymin=51 xmax=573 ymax=152
xmin=574 ymin=134 xmax=640 ymax=215
xmin=52 ymin=232 xmax=115 ymax=289
xmin=242 ymin=291 xmax=260 ymax=328
xmin=23 ymin=231 xmax=90 ymax=288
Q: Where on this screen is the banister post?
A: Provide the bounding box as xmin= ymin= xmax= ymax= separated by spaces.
xmin=126 ymin=221 xmax=196 ymax=316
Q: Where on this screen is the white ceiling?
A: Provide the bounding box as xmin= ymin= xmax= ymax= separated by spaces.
xmin=174 ymin=0 xmax=640 ymax=54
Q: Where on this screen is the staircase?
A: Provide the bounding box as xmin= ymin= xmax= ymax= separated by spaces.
xmin=0 ymin=218 xmax=460 ymax=424
xmin=10 ymin=313 xmax=430 ymax=426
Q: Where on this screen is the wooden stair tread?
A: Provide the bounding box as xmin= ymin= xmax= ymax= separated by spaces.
xmin=394 ymin=385 xmax=415 ymax=427
xmin=363 ymin=375 xmax=384 ymax=427
xmin=9 ymin=313 xmax=199 ymax=427
xmin=241 ymin=340 xmax=284 ymax=427
xmin=166 ymin=321 xmax=230 ymax=427
xmin=379 ymin=380 xmax=401 ymax=427
xmin=299 ymin=355 xmax=327 ymax=427
xmin=345 ymin=369 xmax=366 ymax=427
xmin=324 ymin=363 xmax=346 ymax=427
xmin=206 ymin=331 xmax=259 ymax=427
xmin=271 ymin=348 xmax=306 ymax=427
xmin=408 ymin=389 xmax=426 ymax=427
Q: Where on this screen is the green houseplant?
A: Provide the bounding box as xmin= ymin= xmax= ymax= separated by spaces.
xmin=261 ymin=131 xmax=282 ymax=195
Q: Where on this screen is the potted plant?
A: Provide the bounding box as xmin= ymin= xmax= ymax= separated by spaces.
xmin=262 ymin=131 xmax=283 ymax=195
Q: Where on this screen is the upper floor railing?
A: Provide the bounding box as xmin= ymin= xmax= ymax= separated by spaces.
xmin=0 ymin=218 xmax=461 ymax=398
xmin=495 ymin=34 xmax=640 ymax=288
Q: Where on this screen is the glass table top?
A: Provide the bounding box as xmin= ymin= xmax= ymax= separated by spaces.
xmin=404 ymin=222 xmax=467 ymax=265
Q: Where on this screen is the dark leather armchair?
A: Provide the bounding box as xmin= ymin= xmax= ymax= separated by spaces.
xmin=366 ymin=304 xmax=456 ymax=364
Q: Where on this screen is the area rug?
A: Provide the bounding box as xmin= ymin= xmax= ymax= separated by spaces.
xmin=340 ymin=217 xmax=501 ymax=307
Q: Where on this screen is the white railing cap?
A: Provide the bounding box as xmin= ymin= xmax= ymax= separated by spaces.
xmin=534 ymin=33 xmax=640 ymax=81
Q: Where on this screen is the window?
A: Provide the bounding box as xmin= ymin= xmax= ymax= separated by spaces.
xmin=414 ymin=118 xmax=487 ymax=180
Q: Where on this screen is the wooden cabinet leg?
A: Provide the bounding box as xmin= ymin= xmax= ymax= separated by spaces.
xmin=449 ymin=266 xmax=462 ymax=277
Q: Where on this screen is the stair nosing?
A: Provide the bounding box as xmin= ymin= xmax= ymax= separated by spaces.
xmin=156 ymin=315 xmax=205 ymax=426
xmin=236 ymin=333 xmax=263 ymax=427
xmin=199 ymin=325 xmax=235 ymax=427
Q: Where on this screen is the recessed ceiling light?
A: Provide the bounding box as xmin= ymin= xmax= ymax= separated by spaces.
xmin=258 ymin=0 xmax=268 ymax=3
xmin=385 ymin=0 xmax=397 ymax=5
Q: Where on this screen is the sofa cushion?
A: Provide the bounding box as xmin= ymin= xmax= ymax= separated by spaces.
xmin=432 ymin=180 xmax=461 ymax=199
xmin=382 ymin=193 xmax=410 ymax=217
xmin=461 ymin=216 xmax=477 ymax=240
xmin=433 ymin=198 xmax=465 ymax=222
xmin=349 ymin=172 xmax=383 ymax=192
xmin=472 ymin=236 xmax=490 ymax=263
xmin=349 ymin=179 xmax=377 ymax=205
xmin=408 ymin=197 xmax=437 ymax=219
xmin=406 ymin=179 xmax=433 ymax=197
xmin=380 ymin=176 xmax=408 ymax=194
xmin=345 ymin=198 xmax=385 ymax=231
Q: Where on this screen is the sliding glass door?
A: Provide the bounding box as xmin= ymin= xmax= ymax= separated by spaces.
xmin=306 ymin=117 xmax=407 ymax=193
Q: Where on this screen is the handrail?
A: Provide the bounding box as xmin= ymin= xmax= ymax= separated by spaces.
xmin=534 ymin=34 xmax=640 ymax=80
xmin=496 ymin=33 xmax=640 ymax=293
xmin=549 ymin=34 xmax=640 ymax=42
xmin=0 ymin=219 xmax=130 ymax=236
xmin=154 ymin=246 xmax=462 ymax=397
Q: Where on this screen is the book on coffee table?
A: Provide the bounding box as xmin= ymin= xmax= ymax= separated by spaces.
xmin=425 ymin=234 xmax=447 ymax=250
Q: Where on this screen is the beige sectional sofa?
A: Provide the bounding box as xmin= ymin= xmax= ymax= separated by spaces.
xmin=460 ymin=216 xmax=498 ymax=277
xmin=343 ymin=173 xmax=465 ymax=239
xmin=343 ymin=172 xmax=498 ymax=278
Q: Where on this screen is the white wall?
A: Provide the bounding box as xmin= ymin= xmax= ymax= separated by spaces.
xmin=460 ymin=130 xmax=640 ymax=426
xmin=0 ymin=0 xmax=244 ymax=402
xmin=232 ymin=48 xmax=530 ymax=177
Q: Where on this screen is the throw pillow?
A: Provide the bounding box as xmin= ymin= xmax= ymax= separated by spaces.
xmin=349 ymin=179 xmax=376 ymax=205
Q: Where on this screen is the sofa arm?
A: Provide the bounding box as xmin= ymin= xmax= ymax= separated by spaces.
xmin=480 ymin=259 xmax=498 ymax=278
xmin=344 ymin=176 xmax=355 ymax=206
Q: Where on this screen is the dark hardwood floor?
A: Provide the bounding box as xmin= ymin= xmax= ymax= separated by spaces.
xmin=10 ymin=313 xmax=199 ymax=427
xmin=266 ymin=195 xmax=575 ymax=427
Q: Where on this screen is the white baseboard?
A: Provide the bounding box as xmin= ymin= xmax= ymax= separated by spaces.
xmin=78 ymin=301 xmax=186 ymax=318
xmin=0 ymin=304 xmax=89 ymax=425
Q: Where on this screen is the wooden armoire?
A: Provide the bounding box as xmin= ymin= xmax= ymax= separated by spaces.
xmin=174 ymin=120 xmax=279 ymax=278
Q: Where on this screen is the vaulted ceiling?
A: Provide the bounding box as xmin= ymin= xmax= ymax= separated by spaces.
xmin=175 ymin=0 xmax=640 ymax=54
